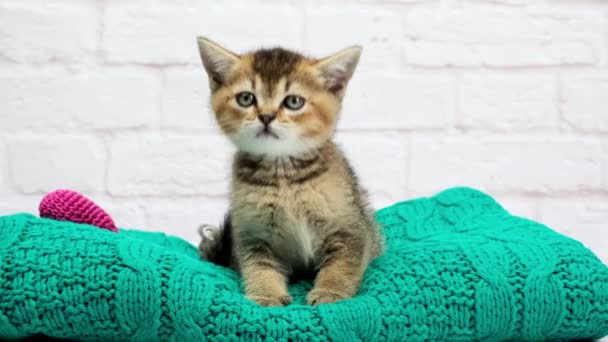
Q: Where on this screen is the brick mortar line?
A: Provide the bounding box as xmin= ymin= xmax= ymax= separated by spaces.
xmin=2 ymin=129 xmax=608 ymax=139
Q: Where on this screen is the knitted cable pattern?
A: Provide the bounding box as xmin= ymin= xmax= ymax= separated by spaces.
xmin=0 ymin=187 xmax=606 ymax=341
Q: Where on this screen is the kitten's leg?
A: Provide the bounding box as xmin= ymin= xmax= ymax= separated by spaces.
xmin=307 ymin=231 xmax=369 ymax=305
xmin=239 ymin=242 xmax=292 ymax=307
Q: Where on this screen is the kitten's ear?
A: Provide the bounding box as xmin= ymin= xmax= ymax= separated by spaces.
xmin=197 ymin=37 xmax=239 ymax=87
xmin=314 ymin=46 xmax=362 ymax=94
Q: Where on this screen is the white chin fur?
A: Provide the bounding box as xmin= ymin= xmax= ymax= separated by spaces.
xmin=230 ymin=123 xmax=318 ymax=157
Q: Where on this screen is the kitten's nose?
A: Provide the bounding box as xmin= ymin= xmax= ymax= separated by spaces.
xmin=258 ymin=113 xmax=276 ymax=126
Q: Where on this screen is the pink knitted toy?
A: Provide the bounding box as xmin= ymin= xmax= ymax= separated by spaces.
xmin=39 ymin=190 xmax=119 ymax=233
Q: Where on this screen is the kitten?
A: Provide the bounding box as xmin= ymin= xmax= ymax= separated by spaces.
xmin=196 ymin=37 xmax=384 ymax=307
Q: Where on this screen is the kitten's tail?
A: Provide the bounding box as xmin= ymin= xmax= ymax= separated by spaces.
xmin=197 ymin=214 xmax=233 ymax=268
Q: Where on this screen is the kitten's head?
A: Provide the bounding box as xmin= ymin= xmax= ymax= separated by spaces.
xmin=197 ymin=37 xmax=361 ymax=157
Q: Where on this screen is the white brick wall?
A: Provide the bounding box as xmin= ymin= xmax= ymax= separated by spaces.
xmin=0 ymin=0 xmax=607 ymax=266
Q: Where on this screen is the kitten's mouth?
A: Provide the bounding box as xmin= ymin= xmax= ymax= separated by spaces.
xmin=256 ymin=127 xmax=279 ymax=139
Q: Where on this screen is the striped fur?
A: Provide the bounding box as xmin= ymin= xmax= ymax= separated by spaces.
xmin=196 ymin=37 xmax=384 ymax=306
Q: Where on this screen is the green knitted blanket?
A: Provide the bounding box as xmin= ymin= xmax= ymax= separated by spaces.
xmin=0 ymin=187 xmax=607 ymax=341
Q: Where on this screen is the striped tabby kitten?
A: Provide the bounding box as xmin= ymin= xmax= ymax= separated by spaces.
xmin=196 ymin=37 xmax=384 ymax=307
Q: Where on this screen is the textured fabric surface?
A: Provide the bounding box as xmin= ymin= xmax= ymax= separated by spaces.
xmin=39 ymin=189 xmax=118 ymax=232
xmin=0 ymin=187 xmax=606 ymax=341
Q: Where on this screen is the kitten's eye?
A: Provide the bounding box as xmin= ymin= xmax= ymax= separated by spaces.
xmin=236 ymin=92 xmax=256 ymax=107
xmin=283 ymin=95 xmax=305 ymax=110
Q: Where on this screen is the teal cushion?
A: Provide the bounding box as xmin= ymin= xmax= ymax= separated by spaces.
xmin=0 ymin=187 xmax=606 ymax=341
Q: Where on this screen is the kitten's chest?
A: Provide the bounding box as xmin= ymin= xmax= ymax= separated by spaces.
xmin=275 ymin=213 xmax=318 ymax=270
xmin=234 ymin=186 xmax=334 ymax=270
xmin=263 ymin=199 xmax=323 ymax=270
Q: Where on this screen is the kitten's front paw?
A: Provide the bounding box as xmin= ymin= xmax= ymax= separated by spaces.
xmin=247 ymin=294 xmax=293 ymax=307
xmin=307 ymin=288 xmax=350 ymax=306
